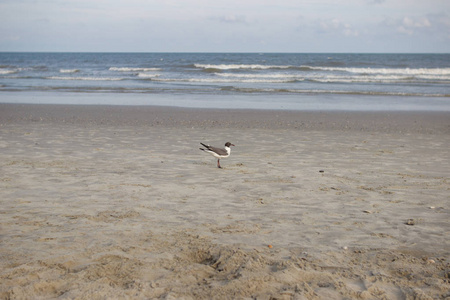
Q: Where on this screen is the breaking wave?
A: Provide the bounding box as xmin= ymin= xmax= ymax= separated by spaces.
xmin=137 ymin=73 xmax=161 ymax=79
xmin=109 ymin=67 xmax=162 ymax=72
xmin=151 ymin=77 xmax=297 ymax=83
xmin=0 ymin=69 xmax=18 ymax=75
xmin=194 ymin=63 xmax=450 ymax=78
xmin=194 ymin=64 xmax=291 ymax=70
xmin=304 ymin=66 xmax=450 ymax=76
xmin=46 ymin=76 xmax=123 ymax=81
xmin=59 ymin=69 xmax=80 ymax=73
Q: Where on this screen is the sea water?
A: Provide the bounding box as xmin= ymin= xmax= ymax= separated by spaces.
xmin=0 ymin=52 xmax=449 ymax=111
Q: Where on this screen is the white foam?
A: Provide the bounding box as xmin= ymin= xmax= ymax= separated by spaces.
xmin=308 ymin=74 xmax=419 ymax=83
xmin=152 ymin=77 xmax=295 ymax=83
xmin=60 ymin=69 xmax=79 ymax=73
xmin=47 ymin=76 xmax=123 ymax=81
xmin=303 ymin=66 xmax=450 ymax=76
xmin=137 ymin=73 xmax=160 ymax=79
xmin=194 ymin=64 xmax=290 ymax=70
xmin=109 ymin=67 xmax=162 ymax=72
xmin=196 ymin=63 xmax=450 ymax=76
xmin=216 ymin=72 xmax=449 ymax=83
xmin=216 ymin=73 xmax=298 ymax=79
xmin=0 ymin=69 xmax=18 ymax=75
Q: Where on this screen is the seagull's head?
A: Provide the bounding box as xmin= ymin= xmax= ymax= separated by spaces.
xmin=225 ymin=142 xmax=235 ymax=147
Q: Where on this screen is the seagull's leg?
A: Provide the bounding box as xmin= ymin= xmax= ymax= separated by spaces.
xmin=217 ymin=159 xmax=222 ymax=168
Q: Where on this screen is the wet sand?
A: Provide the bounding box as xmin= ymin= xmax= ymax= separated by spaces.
xmin=1 ymin=104 xmax=449 ymax=299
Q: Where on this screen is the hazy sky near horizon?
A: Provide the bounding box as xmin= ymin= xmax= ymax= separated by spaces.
xmin=0 ymin=0 xmax=449 ymax=53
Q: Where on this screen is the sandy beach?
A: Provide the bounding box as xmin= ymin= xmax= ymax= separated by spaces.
xmin=0 ymin=104 xmax=449 ymax=299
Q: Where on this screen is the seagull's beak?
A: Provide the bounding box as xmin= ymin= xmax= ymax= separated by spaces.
xmin=231 ymin=144 xmax=235 ymax=146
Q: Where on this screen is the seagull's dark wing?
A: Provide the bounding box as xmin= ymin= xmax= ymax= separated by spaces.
xmin=207 ymin=145 xmax=228 ymax=156
xmin=200 ymin=143 xmax=227 ymax=156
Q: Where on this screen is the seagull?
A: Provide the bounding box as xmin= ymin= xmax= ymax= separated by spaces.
xmin=199 ymin=142 xmax=235 ymax=168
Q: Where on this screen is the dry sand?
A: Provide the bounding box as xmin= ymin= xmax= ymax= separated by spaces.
xmin=0 ymin=104 xmax=449 ymax=299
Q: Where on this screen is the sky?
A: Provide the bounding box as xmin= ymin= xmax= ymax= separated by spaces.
xmin=0 ymin=0 xmax=449 ymax=53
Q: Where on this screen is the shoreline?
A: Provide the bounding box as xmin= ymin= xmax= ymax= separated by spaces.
xmin=1 ymin=102 xmax=449 ymax=299
xmin=1 ymin=103 xmax=449 ymax=134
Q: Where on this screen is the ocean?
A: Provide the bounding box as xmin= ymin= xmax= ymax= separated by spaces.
xmin=1 ymin=52 xmax=449 ymax=111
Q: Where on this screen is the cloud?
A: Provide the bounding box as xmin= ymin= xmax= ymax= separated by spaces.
xmin=215 ymin=15 xmax=248 ymax=24
xmin=397 ymin=16 xmax=431 ymax=35
xmin=1 ymin=0 xmax=449 ymax=52
xmin=403 ymin=16 xmax=431 ymax=28
xmin=397 ymin=17 xmax=432 ymax=35
xmin=380 ymin=14 xmax=437 ymax=36
xmin=317 ymin=18 xmax=359 ymax=37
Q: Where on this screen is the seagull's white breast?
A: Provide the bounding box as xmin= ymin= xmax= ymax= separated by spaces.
xmin=208 ymin=146 xmax=231 ymax=158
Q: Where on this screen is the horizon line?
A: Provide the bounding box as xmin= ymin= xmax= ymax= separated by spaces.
xmin=1 ymin=51 xmax=449 ymax=54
